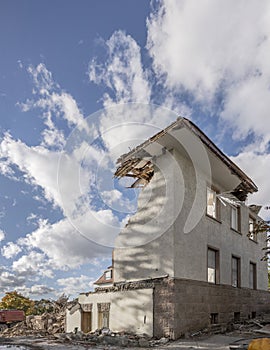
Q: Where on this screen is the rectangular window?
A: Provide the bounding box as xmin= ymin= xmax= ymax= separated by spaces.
xmin=207 ymin=187 xmax=219 ymax=219
xmin=105 ymin=270 xmax=112 ymax=280
xmin=249 ymin=216 xmax=257 ymax=241
xmin=210 ymin=313 xmax=219 ymax=324
xmin=234 ymin=312 xmax=240 ymax=322
xmin=231 ymin=206 xmax=241 ymax=232
xmin=208 ymin=248 xmax=219 ymax=284
xmin=251 ymin=311 xmax=256 ymax=319
xmin=249 ymin=262 xmax=257 ymax=289
xmin=232 ymin=256 xmax=241 ymax=287
xmin=98 ymin=303 xmax=110 ymax=329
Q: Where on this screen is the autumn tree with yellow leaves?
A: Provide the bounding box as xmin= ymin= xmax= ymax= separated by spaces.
xmin=0 ymin=291 xmax=35 ymax=316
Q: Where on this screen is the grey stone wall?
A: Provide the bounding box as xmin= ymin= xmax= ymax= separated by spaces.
xmin=153 ymin=277 xmax=270 ymax=339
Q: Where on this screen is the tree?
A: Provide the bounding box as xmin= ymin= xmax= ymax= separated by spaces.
xmin=33 ymin=298 xmax=54 ymax=315
xmin=253 ymin=220 xmax=270 ymax=261
xmin=0 ymin=291 xmax=35 ymax=315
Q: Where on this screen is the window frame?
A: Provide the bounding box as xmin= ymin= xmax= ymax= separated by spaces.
xmin=249 ymin=262 xmax=257 ymax=290
xmin=230 ymin=205 xmax=241 ymax=232
xmin=249 ymin=216 xmax=257 ymax=242
xmin=104 ymin=270 xmax=112 ymax=280
xmin=97 ymin=303 xmax=110 ymax=329
xmin=206 ymin=186 xmax=220 ymax=221
xmin=207 ymin=247 xmax=220 ymax=284
xmin=231 ymin=255 xmax=241 ymax=288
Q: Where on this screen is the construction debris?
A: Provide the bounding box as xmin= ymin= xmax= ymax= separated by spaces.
xmin=1 ymin=294 xmax=74 ymax=338
xmin=114 ymin=158 xmax=154 ymax=188
xmin=1 ymin=298 xmax=270 ymax=350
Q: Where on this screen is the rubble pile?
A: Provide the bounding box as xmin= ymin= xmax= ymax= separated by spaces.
xmin=229 ymin=316 xmax=270 ymax=337
xmin=1 ymin=295 xmax=75 ymax=337
xmin=52 ymin=328 xmax=169 ymax=348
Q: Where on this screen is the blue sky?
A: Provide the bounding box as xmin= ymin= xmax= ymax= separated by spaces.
xmin=0 ymin=0 xmax=270 ymax=299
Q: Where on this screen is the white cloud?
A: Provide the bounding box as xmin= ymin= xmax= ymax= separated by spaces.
xmin=220 ymin=76 xmax=270 ymax=141
xmin=18 ymin=217 xmax=112 ymax=270
xmin=0 ymin=229 xmax=5 ymax=242
xmin=12 ymin=251 xmax=54 ymax=278
xmin=17 ymin=284 xmax=55 ymax=297
xmin=57 ymin=275 xmax=94 ymax=296
xmin=0 ymin=133 xmax=94 ymax=216
xmin=147 ymin=0 xmax=270 ymax=142
xmin=231 ymin=151 xmax=270 ymax=220
xmin=0 ymin=133 xmax=63 ymax=208
xmin=28 ymin=63 xmax=55 ymax=93
xmin=89 ymin=30 xmax=151 ymax=105
xmin=1 ymin=242 xmax=21 ymax=259
xmin=21 ymin=64 xmax=91 ymax=147
xmin=0 ymin=159 xmax=16 ymax=179
xmin=101 ymin=189 xmax=137 ymax=213
xmin=0 ymin=271 xmax=25 ymax=289
xmin=50 ymin=92 xmax=89 ymax=132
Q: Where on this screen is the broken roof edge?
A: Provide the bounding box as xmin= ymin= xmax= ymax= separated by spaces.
xmin=115 ymin=117 xmax=258 ymax=195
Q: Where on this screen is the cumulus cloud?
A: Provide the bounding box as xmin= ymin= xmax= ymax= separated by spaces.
xmin=17 ymin=284 xmax=55 ymax=297
xmin=12 ymin=251 xmax=54 ymax=278
xmin=1 ymin=242 xmax=21 ymax=259
xmin=147 ymin=0 xmax=270 ymax=143
xmin=0 ymin=133 xmax=64 ymax=208
xmin=18 ymin=217 xmax=112 ymax=270
xmin=57 ymin=275 xmax=95 ymax=296
xmin=0 ymin=132 xmax=95 ymax=216
xmin=0 ymin=271 xmax=25 ymax=289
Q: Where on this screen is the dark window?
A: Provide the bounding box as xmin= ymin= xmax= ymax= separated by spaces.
xmin=232 ymin=256 xmax=241 ymax=287
xmin=208 ymin=248 xmax=219 ymax=284
xmin=249 ymin=262 xmax=257 ymax=289
xmin=234 ymin=312 xmax=240 ymax=322
xmin=210 ymin=313 xmax=219 ymax=324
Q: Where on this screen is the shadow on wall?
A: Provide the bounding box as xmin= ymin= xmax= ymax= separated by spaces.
xmin=113 ymin=159 xmax=176 ymax=282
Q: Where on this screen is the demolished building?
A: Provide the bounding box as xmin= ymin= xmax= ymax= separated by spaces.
xmin=66 ymin=117 xmax=270 ymax=339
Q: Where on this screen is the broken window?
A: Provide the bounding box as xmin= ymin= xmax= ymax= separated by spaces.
xmin=231 ymin=205 xmax=241 ymax=232
xmin=207 ymin=187 xmax=219 ymax=219
xmin=98 ymin=303 xmax=110 ymax=329
xmin=249 ymin=262 xmax=257 ymax=290
xmin=232 ymin=256 xmax=241 ymax=288
xmin=207 ymin=248 xmax=219 ymax=284
xmin=249 ymin=216 xmax=257 ymax=241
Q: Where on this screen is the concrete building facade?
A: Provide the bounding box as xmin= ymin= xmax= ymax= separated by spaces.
xmin=66 ymin=118 xmax=270 ymax=338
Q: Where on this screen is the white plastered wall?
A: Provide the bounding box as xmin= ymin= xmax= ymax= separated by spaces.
xmin=77 ymin=288 xmax=153 ymax=336
xmin=66 ymin=308 xmax=82 ymax=333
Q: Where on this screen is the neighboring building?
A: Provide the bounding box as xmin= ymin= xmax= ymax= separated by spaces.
xmin=93 ymin=266 xmax=113 ymax=288
xmin=66 ymin=117 xmax=270 ymax=338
